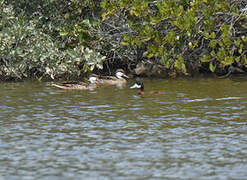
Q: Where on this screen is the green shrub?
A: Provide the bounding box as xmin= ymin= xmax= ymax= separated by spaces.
xmin=0 ymin=1 xmax=105 ymax=81
xmin=101 ymin=0 xmax=247 ymax=75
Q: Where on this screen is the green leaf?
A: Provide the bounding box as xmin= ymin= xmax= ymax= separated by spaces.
xmin=60 ymin=31 xmax=68 ymax=36
xmin=210 ymin=32 xmax=216 ymax=39
xmin=100 ymin=0 xmax=108 ymax=8
xmin=209 ymin=40 xmax=217 ymax=48
xmin=83 ymin=64 xmax=88 ymax=73
xmin=203 ymin=31 xmax=210 ymax=40
xmin=165 ymin=30 xmax=175 ymax=46
xmin=121 ymin=41 xmax=129 ymax=46
xmin=238 ymin=48 xmax=242 ymax=54
xmin=234 ymin=38 xmax=241 ymax=47
xmin=222 ymin=56 xmax=234 ymax=66
xmin=200 ymin=55 xmax=211 ymax=62
xmin=209 ymin=62 xmax=216 ymax=72
xmin=174 ymin=55 xmax=186 ymax=73
xmin=90 ymin=64 xmax=95 ymax=71
xmin=147 ymin=53 xmax=154 ymax=59
xmin=241 ymin=36 xmax=247 ymax=43
xmin=210 ymin=50 xmax=216 ymax=56
xmin=64 ymin=13 xmax=70 ymax=19
xmin=181 ymin=63 xmax=187 ymax=73
xmin=96 ymin=63 xmax=103 ymax=69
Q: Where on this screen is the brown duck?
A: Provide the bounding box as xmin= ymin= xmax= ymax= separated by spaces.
xmin=52 ymin=76 xmax=101 ymax=90
xmin=99 ymin=69 xmax=129 ymax=86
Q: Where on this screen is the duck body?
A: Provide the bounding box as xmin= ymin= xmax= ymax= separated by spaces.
xmin=52 ymin=76 xmax=100 ymax=90
xmin=99 ymin=77 xmax=127 ymax=85
xmin=52 ymin=82 xmax=97 ymax=90
xmin=99 ymin=69 xmax=128 ymax=86
xmin=130 ymin=82 xmax=163 ymax=95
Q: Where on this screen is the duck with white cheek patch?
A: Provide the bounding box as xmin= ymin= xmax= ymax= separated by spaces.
xmin=98 ymin=69 xmax=129 ymax=87
xmin=52 ymin=75 xmax=101 ymax=90
xmin=130 ymin=82 xmax=164 ymax=95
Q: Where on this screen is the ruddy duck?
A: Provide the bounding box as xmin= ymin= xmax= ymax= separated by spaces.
xmin=130 ymin=82 xmax=163 ymax=95
xmin=52 ymin=76 xmax=101 ymax=90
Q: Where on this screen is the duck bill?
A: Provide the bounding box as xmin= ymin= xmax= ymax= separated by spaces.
xmin=123 ymin=74 xmax=129 ymax=79
xmin=96 ymin=78 xmax=103 ymax=84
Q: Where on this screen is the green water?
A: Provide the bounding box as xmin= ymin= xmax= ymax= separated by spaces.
xmin=1 ymin=77 xmax=247 ymax=179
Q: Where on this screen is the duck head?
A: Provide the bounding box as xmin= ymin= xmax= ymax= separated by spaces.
xmin=89 ymin=76 xmax=102 ymax=84
xmin=130 ymin=82 xmax=144 ymax=90
xmin=116 ymin=69 xmax=129 ymax=79
xmin=130 ymin=82 xmax=144 ymax=95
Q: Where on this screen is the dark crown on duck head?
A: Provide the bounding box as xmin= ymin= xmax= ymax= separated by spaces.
xmin=116 ymin=69 xmax=125 ymax=73
xmin=90 ymin=74 xmax=99 ymax=77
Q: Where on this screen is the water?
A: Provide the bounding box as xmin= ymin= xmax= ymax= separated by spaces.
xmin=1 ymin=77 xmax=247 ymax=180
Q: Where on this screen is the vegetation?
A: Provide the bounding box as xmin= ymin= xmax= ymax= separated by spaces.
xmin=0 ymin=0 xmax=105 ymax=81
xmin=0 ymin=0 xmax=247 ymax=81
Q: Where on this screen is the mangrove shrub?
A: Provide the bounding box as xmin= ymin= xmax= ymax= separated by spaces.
xmin=0 ymin=0 xmax=247 ymax=80
xmin=101 ymin=0 xmax=247 ymax=76
xmin=0 ymin=0 xmax=105 ymax=80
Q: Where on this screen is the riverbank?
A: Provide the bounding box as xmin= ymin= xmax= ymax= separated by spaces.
xmin=1 ymin=62 xmax=246 ymax=82
xmin=1 ymin=1 xmax=246 ymax=82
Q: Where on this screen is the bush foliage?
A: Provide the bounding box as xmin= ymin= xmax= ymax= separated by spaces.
xmin=101 ymin=0 xmax=247 ymax=75
xmin=0 ymin=0 xmax=247 ymax=80
xmin=0 ymin=0 xmax=105 ymax=80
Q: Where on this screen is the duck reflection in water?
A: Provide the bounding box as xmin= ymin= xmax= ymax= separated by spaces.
xmin=130 ymin=82 xmax=164 ymax=95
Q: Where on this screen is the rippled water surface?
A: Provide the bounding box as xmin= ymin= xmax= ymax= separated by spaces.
xmin=1 ymin=77 xmax=247 ymax=179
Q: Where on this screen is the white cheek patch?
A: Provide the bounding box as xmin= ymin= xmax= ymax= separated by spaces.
xmin=89 ymin=77 xmax=97 ymax=83
xmin=130 ymin=83 xmax=141 ymax=89
xmin=116 ymin=72 xmax=123 ymax=78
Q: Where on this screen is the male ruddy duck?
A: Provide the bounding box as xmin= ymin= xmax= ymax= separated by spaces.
xmin=130 ymin=82 xmax=163 ymax=95
xmin=52 ymin=76 xmax=101 ymax=90
xmin=99 ymin=69 xmax=129 ymax=86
